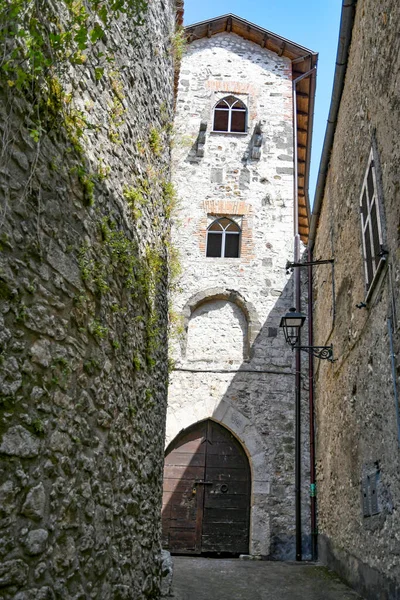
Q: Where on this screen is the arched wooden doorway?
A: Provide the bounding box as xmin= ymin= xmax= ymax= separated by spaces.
xmin=162 ymin=419 xmax=251 ymax=555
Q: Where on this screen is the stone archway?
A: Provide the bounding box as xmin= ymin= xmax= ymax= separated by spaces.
xmin=164 ymin=407 xmax=270 ymax=557
xmin=181 ymin=287 xmax=261 ymax=359
xmin=162 ymin=419 xmax=251 ymax=555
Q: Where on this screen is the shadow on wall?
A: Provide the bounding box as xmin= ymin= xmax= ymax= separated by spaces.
xmin=162 ymin=275 xmax=311 ymax=560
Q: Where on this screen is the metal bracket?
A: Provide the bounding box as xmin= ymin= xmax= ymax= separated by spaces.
xmin=286 ymin=257 xmax=337 ymax=325
xmin=286 ymin=258 xmax=334 ymax=273
xmin=293 ymin=344 xmax=334 ymax=362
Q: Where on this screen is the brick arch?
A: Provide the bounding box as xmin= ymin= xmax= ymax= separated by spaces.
xmin=181 ymin=287 xmax=261 ymax=358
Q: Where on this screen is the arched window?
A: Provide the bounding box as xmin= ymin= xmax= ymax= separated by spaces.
xmin=213 ymin=96 xmax=247 ymax=133
xmin=206 ymin=217 xmax=241 ymax=258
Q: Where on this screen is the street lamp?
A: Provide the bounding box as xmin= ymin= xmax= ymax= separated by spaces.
xmin=279 ymin=307 xmax=334 ymax=361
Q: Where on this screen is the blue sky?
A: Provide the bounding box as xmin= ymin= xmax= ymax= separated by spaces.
xmin=183 ymin=0 xmax=342 ymax=204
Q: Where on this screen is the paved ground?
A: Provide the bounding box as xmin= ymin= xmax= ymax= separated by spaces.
xmin=170 ymin=557 xmax=363 ymax=600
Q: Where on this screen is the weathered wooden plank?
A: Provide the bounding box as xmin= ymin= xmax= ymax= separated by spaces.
xmin=206 ymin=442 xmax=243 ymax=455
xmin=203 ymin=494 xmax=248 ymax=508
xmin=164 ymin=451 xmax=206 ymax=466
xmin=170 ymin=504 xmax=197 ymax=521
xmin=206 ymin=453 xmax=247 ymax=468
xmin=206 ymin=481 xmax=250 ymax=495
xmin=201 ymin=533 xmax=248 ymax=553
xmin=162 ymin=479 xmax=195 ymax=493
xmin=170 ymin=438 xmax=206 ymax=453
xmin=162 ymin=490 xmax=195 ymax=505
xmin=202 ymin=522 xmax=248 ymax=535
xmin=202 ymin=507 xmax=247 ymax=522
xmin=169 ymin=530 xmax=197 ymax=551
xmin=205 ymin=467 xmax=249 ymax=481
xmin=163 ymin=465 xmax=205 ymax=480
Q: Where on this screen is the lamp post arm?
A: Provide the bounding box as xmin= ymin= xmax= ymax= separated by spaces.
xmin=292 ymin=344 xmax=334 ymax=362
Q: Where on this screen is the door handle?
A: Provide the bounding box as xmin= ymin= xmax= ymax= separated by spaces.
xmin=195 ymin=480 xmax=213 ymax=485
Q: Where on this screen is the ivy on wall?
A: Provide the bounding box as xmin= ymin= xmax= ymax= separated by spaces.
xmin=0 ymin=0 xmax=147 ymax=93
xmin=0 ymin=0 xmax=148 ymax=187
xmin=0 ymin=0 xmax=183 ymax=374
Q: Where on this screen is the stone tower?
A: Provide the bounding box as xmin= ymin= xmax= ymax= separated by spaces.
xmin=163 ymin=15 xmax=317 ymax=559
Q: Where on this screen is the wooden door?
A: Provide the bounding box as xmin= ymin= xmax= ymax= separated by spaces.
xmin=162 ymin=420 xmax=250 ymax=555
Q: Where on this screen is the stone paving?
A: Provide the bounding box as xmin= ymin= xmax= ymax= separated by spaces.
xmin=170 ymin=557 xmax=364 ymax=600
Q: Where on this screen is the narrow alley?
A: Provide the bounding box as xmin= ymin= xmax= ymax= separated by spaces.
xmin=170 ymin=557 xmax=363 ymax=600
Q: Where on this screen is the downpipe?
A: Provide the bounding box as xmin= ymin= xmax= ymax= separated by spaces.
xmin=308 ymin=248 xmax=317 ymax=561
xmin=292 ymin=65 xmax=316 ymax=562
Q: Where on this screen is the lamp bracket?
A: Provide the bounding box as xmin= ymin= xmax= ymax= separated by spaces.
xmin=286 ymin=258 xmax=334 ymax=271
xmin=292 ymin=344 xmax=334 ymax=362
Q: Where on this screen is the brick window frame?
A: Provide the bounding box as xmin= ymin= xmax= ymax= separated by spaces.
xmin=212 ymin=95 xmax=247 ymax=134
xmin=196 ymin=201 xmax=254 ymax=262
xmin=206 ymin=216 xmax=241 ymax=258
xmin=359 ymin=149 xmax=386 ymax=299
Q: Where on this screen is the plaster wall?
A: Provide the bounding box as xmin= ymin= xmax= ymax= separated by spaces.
xmin=168 ymin=32 xmax=311 ymax=559
xmin=312 ymin=1 xmax=400 ymax=596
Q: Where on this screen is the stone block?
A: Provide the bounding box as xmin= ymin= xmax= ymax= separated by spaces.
xmin=160 ymin=550 xmax=173 ymax=596
xmin=0 ymin=559 xmax=29 ymax=588
xmin=22 ymin=483 xmax=46 ymax=521
xmin=0 ymin=426 xmax=40 ymax=458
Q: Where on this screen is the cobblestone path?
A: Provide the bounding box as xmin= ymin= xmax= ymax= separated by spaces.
xmin=170 ymin=557 xmax=364 ymax=600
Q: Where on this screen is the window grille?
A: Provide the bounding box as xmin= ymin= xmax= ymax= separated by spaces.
xmin=206 ymin=217 xmax=241 ymax=258
xmin=213 ymin=96 xmax=247 ymax=133
xmin=360 ymin=150 xmax=385 ymax=293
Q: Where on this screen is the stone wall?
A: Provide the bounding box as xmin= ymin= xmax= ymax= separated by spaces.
xmin=168 ymin=31 xmax=312 ymax=559
xmin=0 ymin=2 xmax=176 ymax=598
xmin=312 ymin=0 xmax=400 ymax=597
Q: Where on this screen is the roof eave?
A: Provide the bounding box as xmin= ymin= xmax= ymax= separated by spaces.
xmin=184 ymin=14 xmax=317 ymax=60
xmin=183 ymin=13 xmax=318 ymax=243
xmin=308 ymin=0 xmax=357 ymax=250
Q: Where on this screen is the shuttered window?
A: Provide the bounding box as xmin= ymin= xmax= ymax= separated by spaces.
xmin=360 ymin=150 xmax=385 ymax=294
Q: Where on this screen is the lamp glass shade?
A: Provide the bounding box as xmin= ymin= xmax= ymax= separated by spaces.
xmin=284 ymin=316 xmax=303 ymax=327
xmin=279 ymin=308 xmax=306 ymax=347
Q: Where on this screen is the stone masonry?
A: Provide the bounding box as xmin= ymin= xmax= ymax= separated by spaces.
xmin=312 ymin=0 xmax=400 ymax=598
xmin=0 ymin=2 xmax=176 ymax=598
xmin=167 ymin=30 xmax=312 ymax=559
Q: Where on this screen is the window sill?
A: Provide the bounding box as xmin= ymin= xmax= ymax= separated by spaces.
xmin=205 ymin=257 xmax=242 ymax=261
xmin=210 ymin=131 xmax=248 ymax=136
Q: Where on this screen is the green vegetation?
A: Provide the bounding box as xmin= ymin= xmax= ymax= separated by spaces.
xmin=149 ymin=127 xmax=162 ymax=156
xmin=0 ymin=1 xmax=147 ymax=96
xmin=0 ymin=279 xmax=13 ymax=301
xmin=90 ymin=319 xmax=109 ymax=340
xmin=123 ymin=184 xmax=148 ymax=220
xmin=132 ymin=353 xmax=142 ymax=371
xmin=0 ymin=0 xmax=147 ymax=205
xmin=32 ymin=419 xmax=45 ymax=436
xmin=171 ymin=26 xmax=187 ymax=62
xmin=83 ymin=358 xmax=101 ymax=375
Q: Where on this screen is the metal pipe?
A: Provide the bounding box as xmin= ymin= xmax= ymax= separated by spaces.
xmin=387 ymin=318 xmax=400 ymax=447
xmin=308 ymin=247 xmax=317 ymax=560
xmin=295 ymin=256 xmax=302 ymax=561
xmin=292 ymin=62 xmax=316 ymax=563
xmin=308 ymin=0 xmax=357 ymax=251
